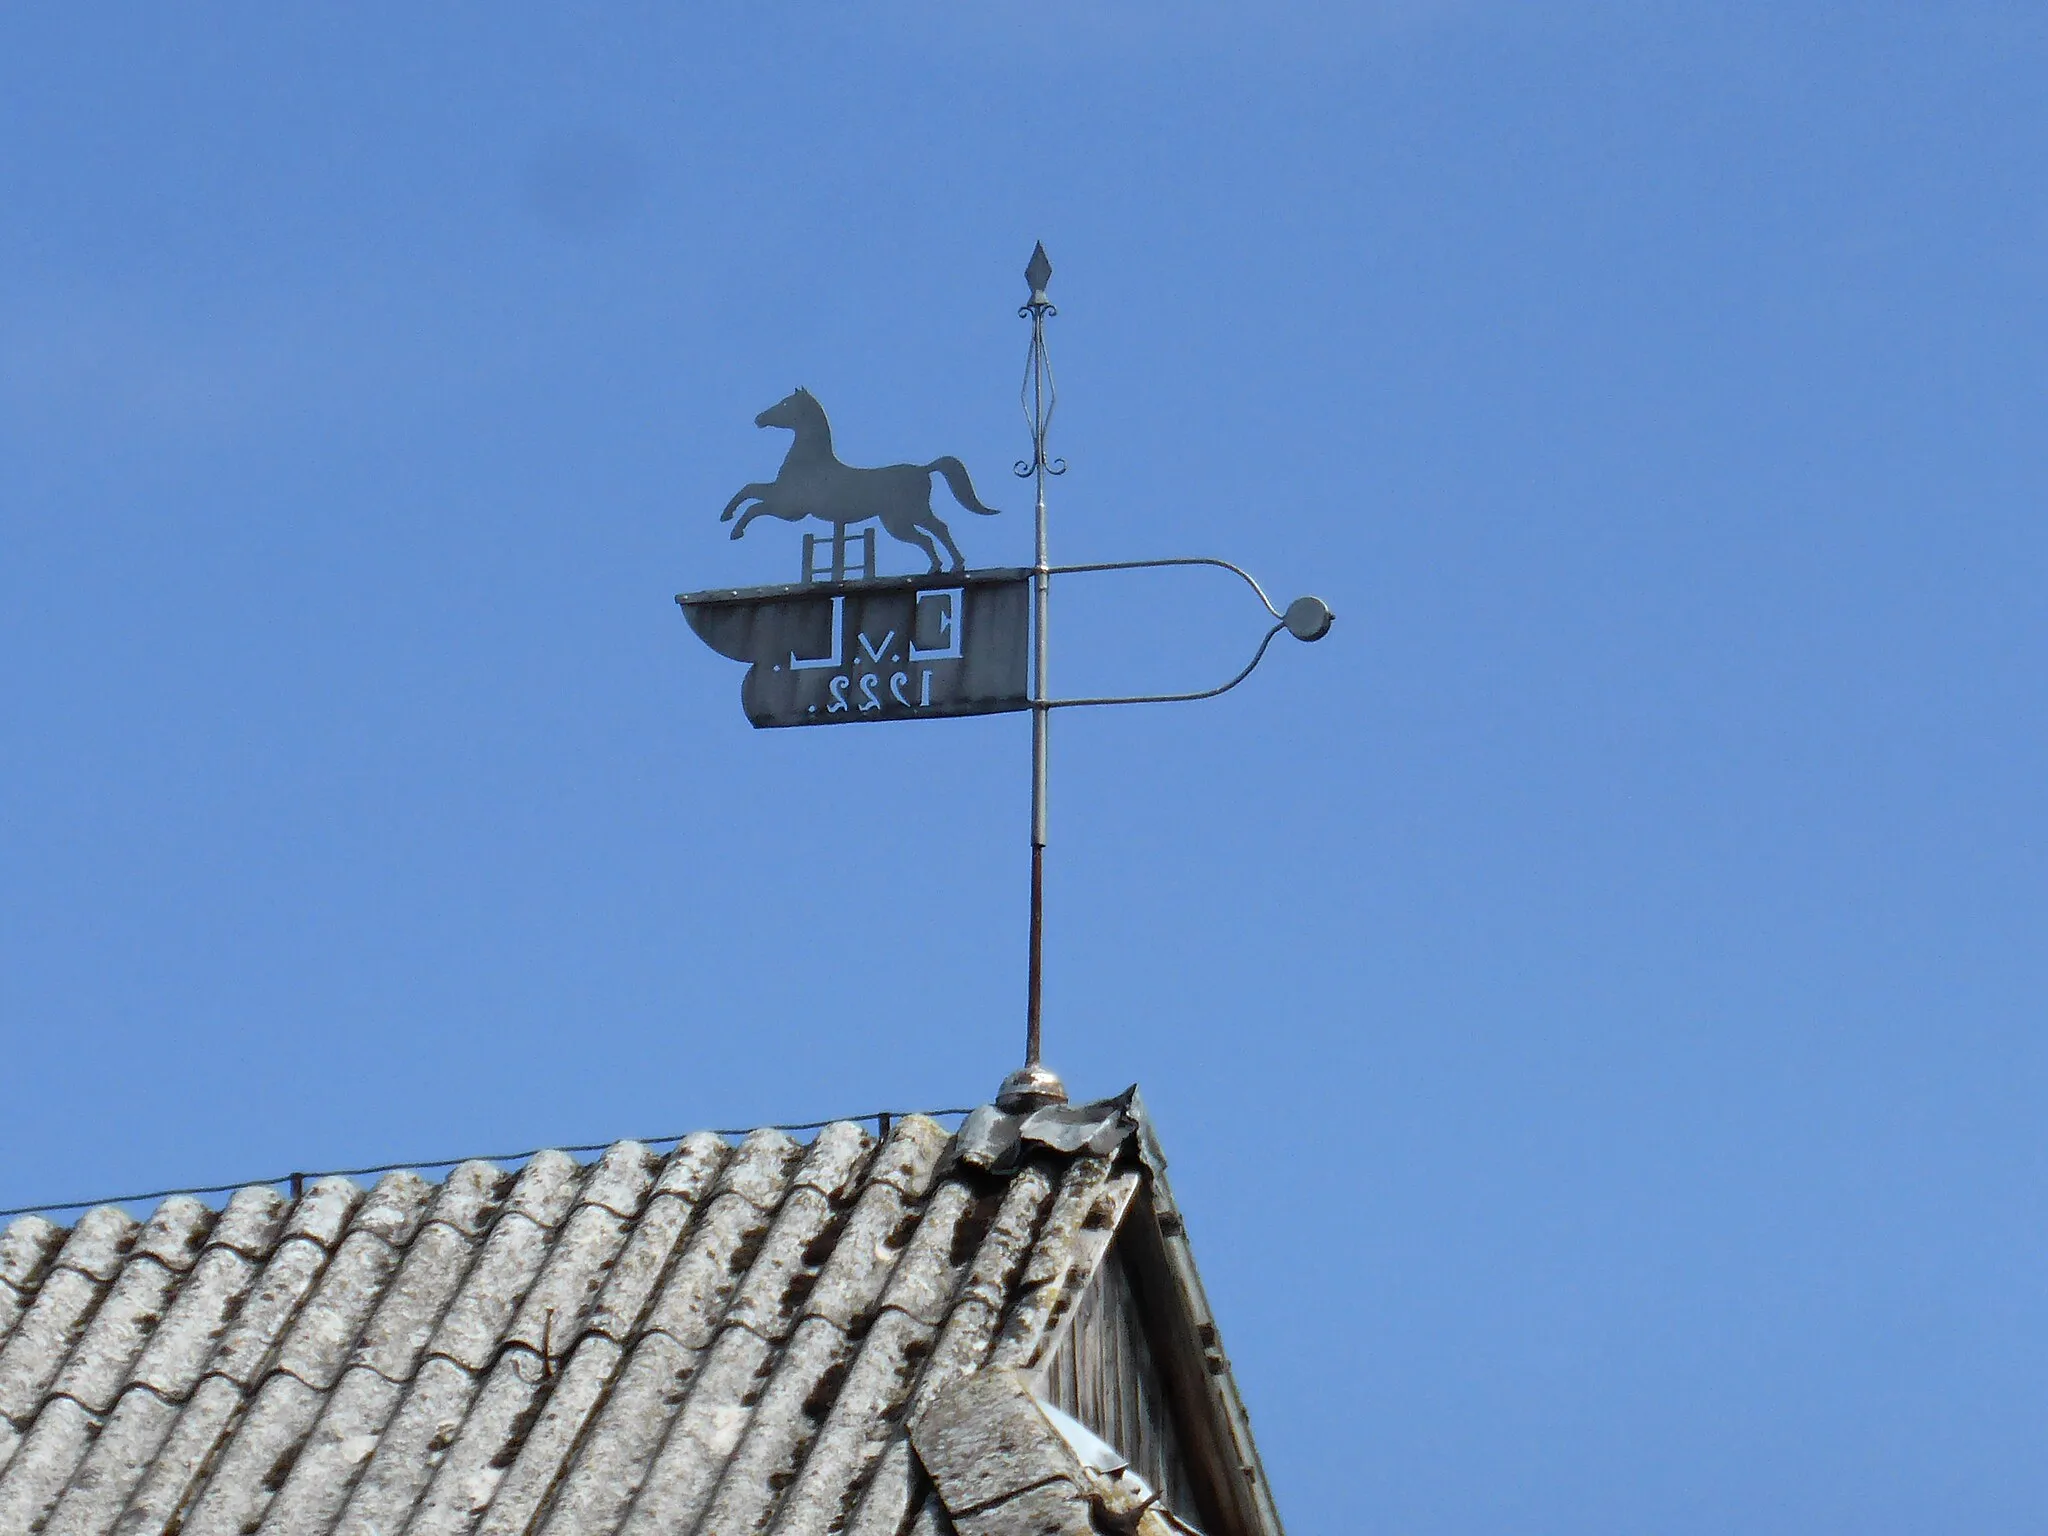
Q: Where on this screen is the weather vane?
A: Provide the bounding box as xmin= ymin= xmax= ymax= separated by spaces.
xmin=679 ymin=243 xmax=1333 ymax=1106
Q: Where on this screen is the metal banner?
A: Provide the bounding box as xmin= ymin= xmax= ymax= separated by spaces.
xmin=678 ymin=570 xmax=1030 ymax=728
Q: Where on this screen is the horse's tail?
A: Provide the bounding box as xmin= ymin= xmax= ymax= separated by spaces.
xmin=925 ymin=457 xmax=1002 ymax=516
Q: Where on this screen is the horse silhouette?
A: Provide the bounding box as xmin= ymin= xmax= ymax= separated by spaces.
xmin=719 ymin=388 xmax=1000 ymax=574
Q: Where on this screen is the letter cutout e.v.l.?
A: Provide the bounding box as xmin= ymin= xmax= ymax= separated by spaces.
xmin=678 ymin=570 xmax=1030 ymax=729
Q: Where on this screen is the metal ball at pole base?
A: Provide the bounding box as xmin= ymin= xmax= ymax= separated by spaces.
xmin=997 ymin=1062 xmax=1070 ymax=1112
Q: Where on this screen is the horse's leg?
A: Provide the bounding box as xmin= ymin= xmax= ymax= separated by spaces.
xmin=731 ymin=499 xmax=811 ymax=539
xmin=879 ymin=509 xmax=945 ymax=572
xmin=921 ymin=513 xmax=967 ymax=574
xmin=721 ymin=482 xmax=776 ymax=522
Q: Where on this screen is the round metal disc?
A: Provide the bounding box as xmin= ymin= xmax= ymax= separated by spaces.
xmin=1283 ymin=595 xmax=1334 ymax=642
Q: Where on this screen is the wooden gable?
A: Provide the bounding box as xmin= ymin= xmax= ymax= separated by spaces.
xmin=1039 ymin=1229 xmax=1201 ymax=1517
xmin=1029 ymin=1176 xmax=1282 ymax=1536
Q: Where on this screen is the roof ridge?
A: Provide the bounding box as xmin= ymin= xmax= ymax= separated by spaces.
xmin=0 ymin=1111 xmax=980 ymax=1225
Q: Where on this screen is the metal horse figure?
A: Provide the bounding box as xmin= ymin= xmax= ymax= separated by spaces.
xmin=720 ymin=388 xmax=1000 ymax=573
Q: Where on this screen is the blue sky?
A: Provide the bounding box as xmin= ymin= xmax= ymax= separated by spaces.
xmin=2 ymin=5 xmax=2043 ymax=1530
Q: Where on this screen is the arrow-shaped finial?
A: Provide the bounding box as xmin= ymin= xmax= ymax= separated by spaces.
xmin=1024 ymin=242 xmax=1053 ymax=307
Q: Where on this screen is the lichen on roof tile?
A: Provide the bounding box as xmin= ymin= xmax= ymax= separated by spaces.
xmin=573 ymin=1138 xmax=664 ymax=1220
xmin=0 ymin=1393 xmax=100 ymax=1534
xmin=128 ymin=1196 xmax=214 ymax=1274
xmin=281 ymin=1176 xmax=362 ymax=1248
xmin=0 ymin=1216 xmax=65 ymax=1296
xmin=44 ymin=1251 xmax=183 ymax=1415
xmin=47 ymin=1207 xmax=140 ymax=1286
xmin=206 ymin=1184 xmax=289 ymax=1259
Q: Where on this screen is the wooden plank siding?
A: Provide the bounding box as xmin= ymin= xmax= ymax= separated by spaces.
xmin=1038 ymin=1233 xmax=1205 ymax=1522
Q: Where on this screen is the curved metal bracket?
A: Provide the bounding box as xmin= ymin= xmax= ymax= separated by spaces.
xmin=1039 ymin=557 xmax=1333 ymax=710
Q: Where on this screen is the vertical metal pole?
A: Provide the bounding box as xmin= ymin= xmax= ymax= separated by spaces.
xmin=1019 ymin=245 xmax=1057 ymax=1069
xmin=1027 ymin=420 xmax=1049 ymax=1066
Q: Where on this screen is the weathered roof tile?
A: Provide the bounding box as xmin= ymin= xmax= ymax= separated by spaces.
xmin=175 ymin=1370 xmax=324 ymax=1536
xmin=802 ymin=1173 xmax=917 ymax=1333
xmin=128 ymin=1197 xmax=214 ymax=1275
xmin=585 ymin=1134 xmax=727 ymax=1344
xmin=273 ymin=1223 xmax=418 ymax=1392
xmin=346 ymin=1169 xmax=438 ymax=1248
xmin=844 ymin=1436 xmax=925 ymax=1536
xmin=0 ymin=1266 xmax=114 ymax=1430
xmin=348 ymin=1216 xmax=482 ymax=1380
xmin=280 ymin=1176 xmax=362 ymax=1249
xmin=107 ymin=1372 xmax=242 ymax=1535
xmin=0 ymin=1216 xmax=66 ymax=1297
xmin=333 ymin=1351 xmax=485 ymax=1536
xmin=397 ymin=1354 xmax=532 ymax=1536
xmin=769 ymin=1303 xmax=937 ymax=1536
xmin=722 ymin=1184 xmax=844 ymax=1343
xmin=208 ymin=1232 xmax=334 ymax=1388
xmin=45 ymin=1252 xmax=182 ymax=1414
xmin=990 ymin=1162 xmax=1136 ymax=1371
xmin=652 ymin=1131 xmax=731 ymax=1200
xmin=0 ymin=1392 xmax=100 ymax=1534
xmin=694 ymin=1313 xmax=847 ymax=1535
xmin=934 ymin=1165 xmax=1056 ymax=1363
xmin=422 ymin=1160 xmax=514 ymax=1240
xmin=423 ymin=1158 xmax=582 ymax=1376
xmin=716 ymin=1127 xmax=807 ymax=1211
xmin=474 ymin=1334 xmax=621 ymax=1536
xmin=616 ymin=1323 xmax=776 ymax=1533
xmin=503 ymin=1148 xmax=586 ymax=1228
xmin=123 ymin=1245 xmax=259 ymax=1399
xmin=252 ymin=1364 xmax=400 ymax=1532
xmin=993 ymin=1168 xmax=1141 ymax=1372
xmin=41 ymin=1385 xmax=175 ymax=1536
xmin=575 ymin=1138 xmax=663 ymax=1219
xmin=0 ymin=1091 xmax=1275 ymax=1536
xmin=49 ymin=1207 xmax=141 ymax=1286
xmin=205 ymin=1185 xmax=289 ymax=1260
xmin=0 ymin=1218 xmax=66 ymax=1351
xmin=536 ymin=1328 xmax=696 ymax=1535
xmin=870 ymin=1178 xmax=979 ymax=1330
xmin=500 ymin=1200 xmax=633 ymax=1360
xmin=643 ymin=1188 xmax=788 ymax=1348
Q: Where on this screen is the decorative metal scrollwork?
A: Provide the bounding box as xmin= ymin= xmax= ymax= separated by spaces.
xmin=1016 ymin=241 xmax=1067 ymax=479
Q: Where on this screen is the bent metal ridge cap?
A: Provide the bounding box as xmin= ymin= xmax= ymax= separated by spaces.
xmin=0 ymin=1090 xmax=1281 ymax=1536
